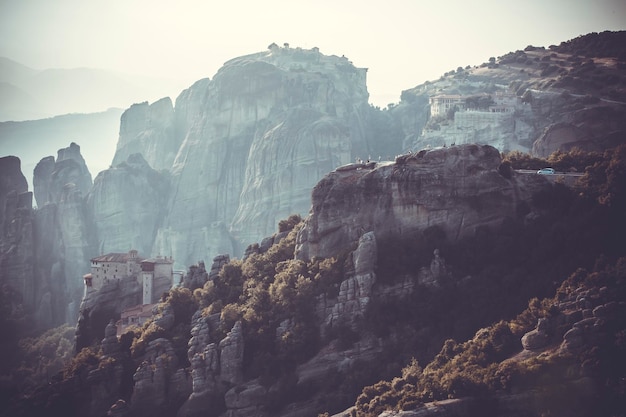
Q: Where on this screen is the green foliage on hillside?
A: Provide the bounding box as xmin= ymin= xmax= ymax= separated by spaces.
xmin=352 ymin=257 xmax=626 ymax=417
xmin=192 ymin=218 xmax=346 ymax=387
xmin=5 ymin=325 xmax=75 ymax=394
xmin=128 ymin=286 xmax=198 ymax=364
xmin=554 ymin=31 xmax=626 ymax=60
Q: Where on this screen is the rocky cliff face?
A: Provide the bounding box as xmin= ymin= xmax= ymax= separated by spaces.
xmin=88 ymin=153 xmax=169 ymax=256
xmin=112 ymin=98 xmax=180 ymax=171
xmin=32 ymin=143 xmax=98 ymax=324
xmin=296 ymin=144 xmax=547 ymax=261
xmin=531 ymin=102 xmax=626 ymax=157
xmin=33 ymin=142 xmax=93 ymax=207
xmin=105 ymin=46 xmax=387 ymax=268
xmin=0 ymin=156 xmax=35 ymax=320
xmin=0 ymin=144 xmax=97 ymax=330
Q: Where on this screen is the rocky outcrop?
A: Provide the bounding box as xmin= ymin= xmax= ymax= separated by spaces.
xmin=33 ymin=142 xmax=93 ymax=207
xmin=76 ymin=276 xmax=141 ymax=350
xmin=0 ymin=156 xmax=35 ymax=319
xmin=179 ymin=318 xmax=246 ymax=417
xmin=88 ymin=153 xmax=169 ymax=256
xmin=219 ymin=321 xmax=244 ymax=386
xmin=112 ymin=98 xmax=179 ymax=171
xmin=2 ymin=151 xmax=93 ymax=328
xmin=296 ymin=144 xmax=548 ymax=261
xmin=183 ymin=261 xmax=209 ymax=291
xmin=318 ymin=231 xmax=378 ymax=328
xmin=208 ymin=254 xmax=230 ymax=281
xmin=130 ymin=338 xmax=188 ymax=416
xmin=101 ymin=319 xmax=120 ymax=356
xmin=224 ymin=381 xmax=268 ymax=417
xmin=30 ymin=143 xmax=98 ymax=325
xmin=521 ymin=317 xmax=550 ymax=350
xmin=531 ymin=104 xmax=626 ymax=157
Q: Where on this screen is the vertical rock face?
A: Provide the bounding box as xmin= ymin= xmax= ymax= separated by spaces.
xmin=125 ymin=46 xmax=377 ymax=268
xmin=219 ymin=321 xmax=244 ymax=386
xmin=0 ymin=156 xmax=35 ymax=317
xmin=296 ymin=144 xmax=549 ymax=261
xmin=32 ymin=143 xmax=98 ymax=324
xmin=33 ymin=142 xmax=93 ymax=207
xmin=112 ymin=98 xmax=179 ymax=171
xmin=88 ymin=153 xmax=169 ymax=255
xmin=319 ymin=231 xmax=378 ymax=328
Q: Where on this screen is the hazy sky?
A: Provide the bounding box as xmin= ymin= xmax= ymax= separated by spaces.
xmin=1 ymin=0 xmax=625 ymax=107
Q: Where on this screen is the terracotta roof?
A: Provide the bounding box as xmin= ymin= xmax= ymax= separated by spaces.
xmin=91 ymin=252 xmax=144 ymax=263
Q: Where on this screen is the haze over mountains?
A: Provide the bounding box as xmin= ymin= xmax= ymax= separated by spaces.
xmin=0 ymin=56 xmax=187 ymax=122
xmin=0 ymin=56 xmax=191 ymax=187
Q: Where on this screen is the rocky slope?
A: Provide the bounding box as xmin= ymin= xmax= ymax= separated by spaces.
xmin=394 ymin=31 xmax=626 ymax=157
xmin=5 ymin=141 xmax=626 ymax=417
xmin=46 ymin=144 xmax=559 ymax=417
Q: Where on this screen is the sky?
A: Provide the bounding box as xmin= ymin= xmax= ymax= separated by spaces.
xmin=1 ymin=0 xmax=625 ymax=107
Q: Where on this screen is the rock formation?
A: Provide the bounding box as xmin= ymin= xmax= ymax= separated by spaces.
xmin=112 ymin=98 xmax=179 ymax=171
xmin=296 ymin=144 xmax=548 ymax=261
xmin=31 ymin=143 xmax=98 ymax=325
xmin=521 ymin=317 xmax=550 ymax=350
xmin=531 ymin=104 xmax=626 ymax=157
xmin=88 ymin=153 xmax=169 ymax=256
xmin=318 ymin=231 xmax=378 ymax=328
xmin=130 ymin=338 xmax=187 ymax=416
xmin=33 ymin=142 xmax=93 ymax=207
xmin=98 ymin=45 xmax=395 ymax=269
xmin=101 ymin=319 xmax=120 ymax=356
xmin=76 ymin=275 xmax=141 ymax=350
xmin=218 ymin=321 xmax=244 ymax=386
xmin=0 ymin=156 xmax=35 ymax=320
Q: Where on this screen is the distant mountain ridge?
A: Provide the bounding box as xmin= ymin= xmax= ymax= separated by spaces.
xmin=0 ymin=109 xmax=123 ymax=188
xmin=0 ymin=57 xmax=187 ymax=122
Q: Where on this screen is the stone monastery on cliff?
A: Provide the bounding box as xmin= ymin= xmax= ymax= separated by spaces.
xmin=83 ymin=250 xmax=178 ymax=334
